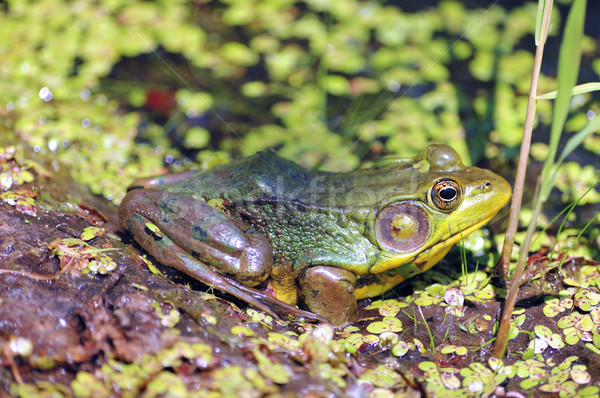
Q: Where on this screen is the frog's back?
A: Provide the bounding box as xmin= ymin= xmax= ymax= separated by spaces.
xmin=152 ymin=151 xmax=319 ymax=202
xmin=145 ymin=150 xmax=429 ymax=211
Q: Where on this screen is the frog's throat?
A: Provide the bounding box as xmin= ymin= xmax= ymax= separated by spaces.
xmin=369 ymin=212 xmax=497 ymax=275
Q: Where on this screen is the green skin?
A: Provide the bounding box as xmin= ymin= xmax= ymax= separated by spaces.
xmin=119 ymin=144 xmax=511 ymax=325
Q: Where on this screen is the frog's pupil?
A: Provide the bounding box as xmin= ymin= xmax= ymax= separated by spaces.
xmin=440 ymin=187 xmax=456 ymax=200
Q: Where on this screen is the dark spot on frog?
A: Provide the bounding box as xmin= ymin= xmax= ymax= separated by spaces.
xmin=192 ymin=225 xmax=208 ymax=242
xmin=161 ymin=197 xmax=180 ymax=213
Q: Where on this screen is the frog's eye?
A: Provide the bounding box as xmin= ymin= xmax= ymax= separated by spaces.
xmin=375 ymin=202 xmax=430 ymax=253
xmin=429 ymin=179 xmax=461 ymax=211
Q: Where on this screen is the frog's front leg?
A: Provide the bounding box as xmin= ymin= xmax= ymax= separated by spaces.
xmin=298 ymin=267 xmax=357 ymax=325
xmin=119 ymin=189 xmax=273 ymax=287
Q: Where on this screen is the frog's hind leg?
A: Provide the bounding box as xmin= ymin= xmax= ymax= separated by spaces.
xmin=134 ymin=220 xmax=321 ymax=321
xmin=120 ymin=189 xmax=273 ymax=286
xmin=120 ymin=189 xmax=325 ymax=322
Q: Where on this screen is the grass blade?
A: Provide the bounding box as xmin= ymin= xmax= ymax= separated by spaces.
xmin=535 ymin=0 xmax=554 ymax=45
xmin=537 ymin=82 xmax=600 ymax=99
xmin=540 ymin=0 xmax=586 ymax=201
xmin=556 ymin=116 xmax=600 ymax=165
xmin=547 ymin=116 xmax=600 ymax=189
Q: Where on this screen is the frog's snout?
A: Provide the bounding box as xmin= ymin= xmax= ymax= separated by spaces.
xmin=126 ymin=170 xmax=198 ymax=191
xmin=126 ymin=176 xmax=166 ymax=191
xmin=481 ymin=172 xmax=512 ymax=209
xmin=126 ymin=184 xmax=143 ymax=192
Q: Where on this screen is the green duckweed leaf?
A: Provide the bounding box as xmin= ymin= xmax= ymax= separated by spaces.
xmin=472 ymin=288 xmax=494 ymax=300
xmin=391 ymin=340 xmax=410 ymax=357
xmin=141 ymin=255 xmax=163 ymax=276
xmin=577 ymin=315 xmax=594 ymax=332
xmin=268 ymin=332 xmax=299 ymax=351
xmin=344 ymin=334 xmax=363 ymax=354
xmin=376 ymin=299 xmax=408 ymax=316
xmin=557 ymin=315 xmax=578 ymax=329
xmin=71 ymin=371 xmax=105 ymax=397
xmin=563 ymin=327 xmax=581 ymax=345
xmin=579 ymin=386 xmax=600 ymax=397
xmin=539 ymin=383 xmax=561 ymax=393
xmin=145 ymin=222 xmax=164 ymax=238
xmin=590 ymin=308 xmax=600 ymax=324
xmin=366 ymin=316 xmax=403 ymax=334
xmin=586 ymin=342 xmax=600 ymax=354
xmin=80 ymin=226 xmax=105 ymax=241
xmin=535 ymin=325 xmax=552 ymax=340
xmin=252 ymin=346 xmax=291 ymax=384
xmin=231 ymin=326 xmax=255 ymax=337
xmin=184 ymin=127 xmax=210 ymax=149
xmin=358 ymin=365 xmax=403 ymax=388
xmin=519 ymin=377 xmax=541 ymax=390
xmin=548 ymin=333 xmax=565 ymax=349
xmin=440 ymin=373 xmax=461 ymax=390
xmin=593 ymin=330 xmax=600 ymax=348
xmin=0 ymin=189 xmax=37 ymax=216
xmin=570 ymin=365 xmax=591 ymax=384
xmin=543 ymin=298 xmax=562 ymax=317
xmin=418 ymin=362 xmax=438 ymax=373
xmin=515 ymin=314 xmax=527 ymax=326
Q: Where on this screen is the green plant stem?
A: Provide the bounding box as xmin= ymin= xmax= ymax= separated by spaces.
xmin=495 ymin=0 xmax=552 ymax=280
xmin=492 ymin=0 xmax=553 ymax=358
xmin=493 ymin=180 xmax=543 ymax=358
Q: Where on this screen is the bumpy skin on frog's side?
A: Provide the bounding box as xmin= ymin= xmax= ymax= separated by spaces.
xmin=119 ymin=144 xmax=511 ymax=325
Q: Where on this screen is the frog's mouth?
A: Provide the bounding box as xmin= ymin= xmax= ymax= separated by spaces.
xmin=416 ymin=212 xmax=498 ymax=270
xmin=355 ymin=217 xmax=494 ymax=299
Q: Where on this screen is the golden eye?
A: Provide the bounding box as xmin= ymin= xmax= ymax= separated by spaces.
xmin=429 ymin=179 xmax=461 ymax=211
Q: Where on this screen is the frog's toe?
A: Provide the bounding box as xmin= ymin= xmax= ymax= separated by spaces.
xmin=234 ymin=228 xmax=273 ymax=286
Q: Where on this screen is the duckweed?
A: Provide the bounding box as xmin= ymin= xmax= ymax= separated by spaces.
xmin=0 ymin=189 xmax=37 ymax=216
xmin=48 ymin=238 xmax=117 ymax=276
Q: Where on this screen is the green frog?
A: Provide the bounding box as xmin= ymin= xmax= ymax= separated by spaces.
xmin=119 ymin=144 xmax=511 ymax=325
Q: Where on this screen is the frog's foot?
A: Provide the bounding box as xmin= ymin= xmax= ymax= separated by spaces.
xmin=145 ymin=230 xmax=326 ymax=322
xmin=298 ymin=266 xmax=358 ymax=326
xmin=226 ymin=277 xmax=328 ymax=323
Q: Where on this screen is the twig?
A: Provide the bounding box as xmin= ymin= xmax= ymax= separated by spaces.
xmin=495 ymin=0 xmax=553 ymax=277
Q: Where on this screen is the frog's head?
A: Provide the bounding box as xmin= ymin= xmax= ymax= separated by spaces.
xmin=368 ymin=144 xmax=511 ymax=274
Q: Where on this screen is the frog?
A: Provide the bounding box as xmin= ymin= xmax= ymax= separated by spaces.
xmin=119 ymin=144 xmax=511 ymax=325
